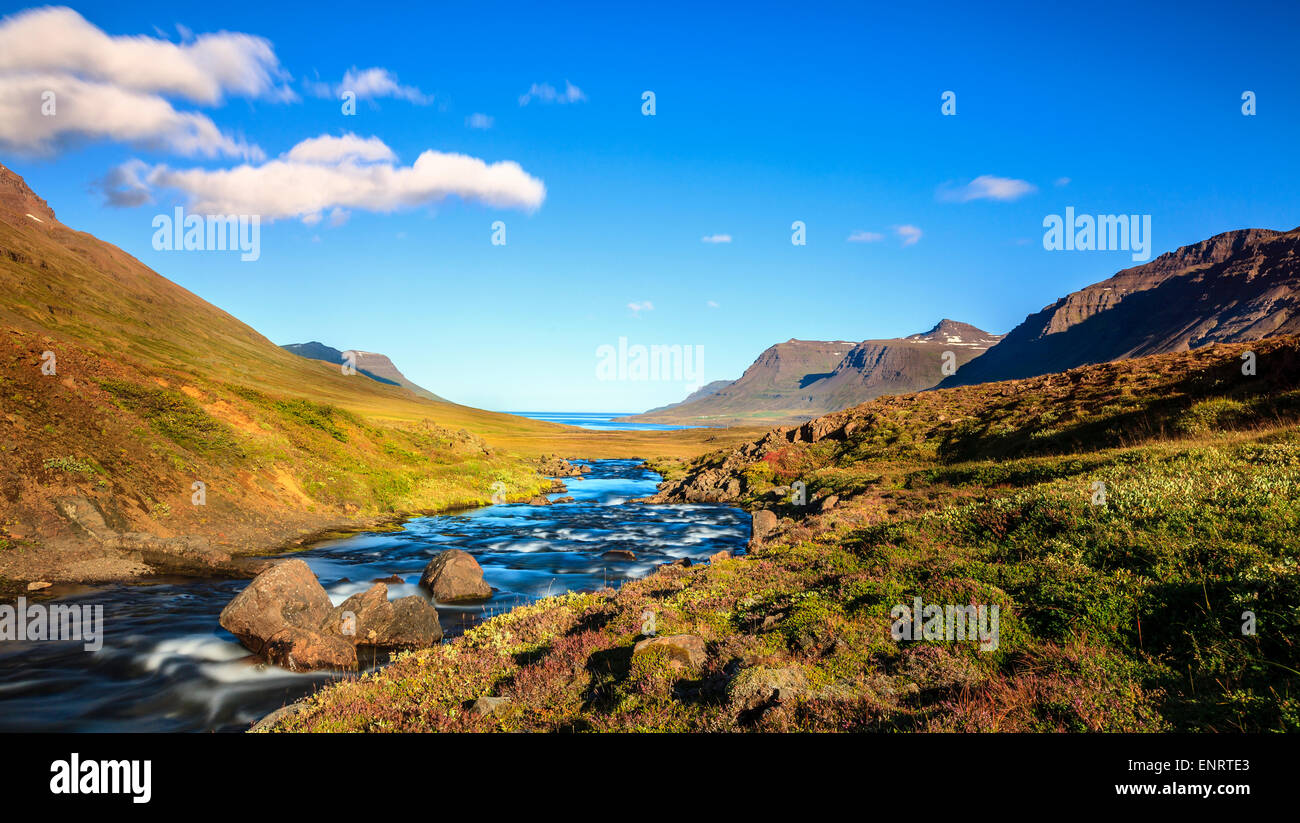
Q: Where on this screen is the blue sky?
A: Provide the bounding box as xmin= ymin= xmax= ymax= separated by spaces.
xmin=4 ymin=0 xmax=1300 ymax=412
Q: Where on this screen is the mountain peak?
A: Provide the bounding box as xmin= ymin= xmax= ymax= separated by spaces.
xmin=0 ymin=163 xmax=58 ymax=225
xmin=906 ymin=319 xmax=1001 ymax=346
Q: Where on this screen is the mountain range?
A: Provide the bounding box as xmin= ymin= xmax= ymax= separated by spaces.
xmin=939 ymin=227 xmax=1300 ymax=386
xmin=628 ymin=228 xmax=1300 ymax=425
xmin=620 ymin=320 xmax=1002 ymax=425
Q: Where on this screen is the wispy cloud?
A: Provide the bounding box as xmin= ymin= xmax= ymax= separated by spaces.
xmin=628 ymin=301 xmax=654 ymax=316
xmin=937 ymin=174 xmax=1037 ymax=203
xmin=846 ymin=230 xmax=884 ymax=243
xmin=1054 ymin=176 xmax=1071 ymax=187
xmin=0 ymin=7 xmax=287 ymax=158
xmin=706 ymin=300 xmax=720 ymax=308
xmin=465 ymin=113 xmax=494 ymax=129
xmin=701 ymin=234 xmax=732 ymax=244
xmin=111 ymin=133 xmax=546 ymax=221
xmin=305 ymin=66 xmax=431 ymax=104
xmin=519 ymin=81 xmax=585 ymax=106
xmin=895 ymin=225 xmax=923 ymax=245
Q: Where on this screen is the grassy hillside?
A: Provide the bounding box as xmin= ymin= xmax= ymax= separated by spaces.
xmin=271 ymin=337 xmax=1300 ymax=732
xmin=0 ymin=174 xmax=759 ymax=586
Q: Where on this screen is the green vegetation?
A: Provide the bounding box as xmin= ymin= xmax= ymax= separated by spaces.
xmin=273 ymin=338 xmax=1300 ymax=733
xmin=98 ymin=378 xmax=244 ymax=457
xmin=42 ymin=455 xmax=96 ymax=474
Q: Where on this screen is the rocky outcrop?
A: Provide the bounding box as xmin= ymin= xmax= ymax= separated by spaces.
xmin=53 ymin=495 xmax=273 ymax=578
xmin=749 ymin=511 xmax=778 ymax=548
xmin=536 ymin=455 xmax=592 ymax=477
xmin=420 ymin=549 xmax=492 ymax=601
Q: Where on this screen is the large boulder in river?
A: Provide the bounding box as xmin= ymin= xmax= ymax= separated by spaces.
xmin=262 ymin=625 xmax=357 ymax=672
xmin=375 ymin=596 xmax=443 ymax=648
xmin=219 ymin=559 xmax=333 ymax=654
xmin=420 ymin=549 xmax=491 ymax=602
xmin=320 ymin=583 xmax=443 ymax=649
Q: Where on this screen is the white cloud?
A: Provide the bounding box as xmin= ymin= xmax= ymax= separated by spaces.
xmin=1055 ymin=176 xmax=1071 ymax=187
xmin=938 ymin=174 xmax=1037 ymax=203
xmin=465 ymin=113 xmax=494 ymax=129
xmin=701 ymin=234 xmax=732 ymax=244
xmin=846 ymin=230 xmax=884 ymax=243
xmin=628 ymin=301 xmax=654 ymax=316
xmin=0 ymin=7 xmax=292 ymax=104
xmin=283 ymin=133 xmax=396 ymax=164
xmin=0 ymin=73 xmax=262 ymax=159
xmin=0 ymin=7 xmax=286 ymax=158
xmin=306 ymin=67 xmax=431 ymax=104
xmin=895 ymin=225 xmax=923 ymax=245
xmin=118 ymin=133 xmax=546 ymax=221
xmin=519 ymin=81 xmax=586 ymax=106
xmin=706 ymin=300 xmax=720 ymax=308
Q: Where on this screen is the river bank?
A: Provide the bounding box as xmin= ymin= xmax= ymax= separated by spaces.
xmin=0 ymin=459 xmax=750 ymax=732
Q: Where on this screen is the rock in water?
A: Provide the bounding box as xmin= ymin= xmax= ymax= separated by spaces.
xmin=420 ymin=549 xmax=492 ymax=602
xmin=601 ymin=549 xmax=636 ymax=561
xmin=219 ymin=559 xmax=333 ymax=654
xmin=262 ymin=626 xmax=357 ymax=672
xmin=320 ymin=583 xmax=443 ymax=650
xmin=374 ymin=596 xmax=443 ymax=648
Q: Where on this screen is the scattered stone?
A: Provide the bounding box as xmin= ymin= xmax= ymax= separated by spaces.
xmin=728 ymin=665 xmax=808 ymax=710
xmin=816 ymin=494 xmax=839 ymax=513
xmin=26 ymin=581 xmax=52 ymax=591
xmin=219 ymin=559 xmax=333 ymax=654
xmin=370 ymin=574 xmax=403 ymax=584
xmin=552 ymin=496 xmax=575 ymax=504
xmin=250 ymin=701 xmax=307 ymax=732
xmin=601 ymin=549 xmax=636 ymax=561
xmin=420 ymin=549 xmax=491 ymax=602
xmin=633 ymin=634 xmax=707 ymax=669
xmin=527 ymin=495 xmax=552 ymax=506
xmin=471 ymin=696 xmax=513 ymax=717
xmin=708 ymin=550 xmax=732 ymax=563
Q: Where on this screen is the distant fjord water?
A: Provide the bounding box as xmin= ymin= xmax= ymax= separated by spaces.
xmin=509 ymin=412 xmax=697 ymax=431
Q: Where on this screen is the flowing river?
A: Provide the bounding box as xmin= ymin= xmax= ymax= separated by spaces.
xmin=0 ymin=459 xmax=749 ymax=732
